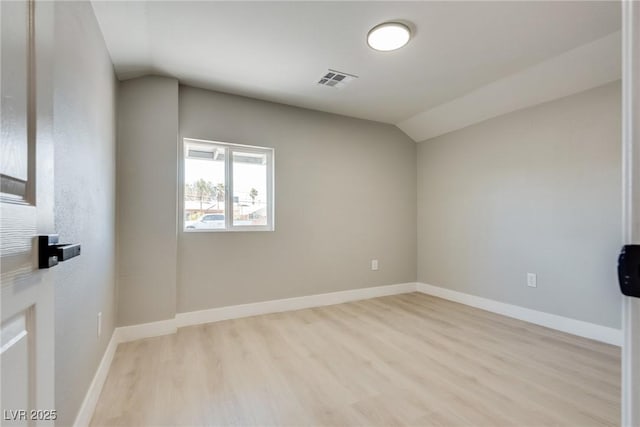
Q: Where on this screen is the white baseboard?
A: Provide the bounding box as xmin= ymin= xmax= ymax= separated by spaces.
xmin=100 ymin=283 xmax=416 ymax=346
xmin=116 ymin=318 xmax=178 ymax=343
xmin=73 ymin=330 xmax=119 ymax=427
xmin=416 ymin=282 xmax=622 ymax=346
xmin=175 ymin=282 xmax=417 ymax=328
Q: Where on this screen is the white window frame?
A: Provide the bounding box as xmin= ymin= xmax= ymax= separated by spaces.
xmin=183 ymin=138 xmax=274 ymax=232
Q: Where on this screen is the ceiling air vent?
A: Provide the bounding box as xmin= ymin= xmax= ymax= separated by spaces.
xmin=317 ymin=69 xmax=358 ymax=88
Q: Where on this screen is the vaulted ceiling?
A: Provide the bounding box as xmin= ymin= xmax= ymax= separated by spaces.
xmin=92 ymin=1 xmax=621 ymax=139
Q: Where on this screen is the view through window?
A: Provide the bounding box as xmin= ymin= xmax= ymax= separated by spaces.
xmin=184 ymin=139 xmax=273 ymax=231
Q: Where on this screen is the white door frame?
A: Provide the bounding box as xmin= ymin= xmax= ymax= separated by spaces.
xmin=621 ymin=1 xmax=640 ymax=426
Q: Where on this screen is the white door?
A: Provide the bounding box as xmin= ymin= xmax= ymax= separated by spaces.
xmin=622 ymin=1 xmax=640 ymax=426
xmin=1 ymin=0 xmax=56 ymax=425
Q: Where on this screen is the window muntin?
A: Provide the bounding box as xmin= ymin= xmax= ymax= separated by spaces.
xmin=184 ymin=139 xmax=273 ymax=232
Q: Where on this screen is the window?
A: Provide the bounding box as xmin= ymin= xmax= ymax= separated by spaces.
xmin=183 ymin=138 xmax=274 ymax=232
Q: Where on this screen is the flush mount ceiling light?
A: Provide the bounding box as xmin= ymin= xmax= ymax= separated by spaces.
xmin=367 ymin=22 xmax=411 ymax=52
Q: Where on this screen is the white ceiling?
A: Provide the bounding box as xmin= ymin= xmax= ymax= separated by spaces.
xmin=92 ymin=1 xmax=621 ymax=125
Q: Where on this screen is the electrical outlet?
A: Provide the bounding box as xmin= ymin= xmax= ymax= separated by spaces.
xmin=371 ymin=259 xmax=379 ymax=271
xmin=527 ymin=273 xmax=537 ymax=288
xmin=97 ymin=312 xmax=102 ymax=338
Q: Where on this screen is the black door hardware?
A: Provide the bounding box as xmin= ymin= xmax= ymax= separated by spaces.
xmin=618 ymin=244 xmax=640 ymax=298
xmin=38 ymin=235 xmax=81 ymax=269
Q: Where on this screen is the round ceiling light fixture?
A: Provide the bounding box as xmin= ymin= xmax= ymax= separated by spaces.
xmin=367 ymin=22 xmax=411 ymax=52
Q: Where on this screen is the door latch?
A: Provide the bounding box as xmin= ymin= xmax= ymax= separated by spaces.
xmin=618 ymin=244 xmax=640 ymax=298
xmin=38 ymin=235 xmax=81 ymax=269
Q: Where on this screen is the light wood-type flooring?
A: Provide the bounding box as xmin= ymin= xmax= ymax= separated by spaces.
xmin=91 ymin=293 xmax=620 ymax=426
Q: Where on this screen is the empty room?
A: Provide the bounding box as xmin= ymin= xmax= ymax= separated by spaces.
xmin=2 ymin=0 xmax=640 ymax=426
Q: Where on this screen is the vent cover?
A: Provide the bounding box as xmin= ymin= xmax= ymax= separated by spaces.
xmin=317 ymin=69 xmax=358 ymax=88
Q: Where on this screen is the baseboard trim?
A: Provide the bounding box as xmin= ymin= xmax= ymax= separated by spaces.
xmin=175 ymin=282 xmax=417 ymax=328
xmin=73 ymin=330 xmax=119 ymax=427
xmin=416 ymin=282 xmax=622 ymax=346
xmin=107 ymin=283 xmax=417 ymax=344
xmin=116 ymin=318 xmax=178 ymax=343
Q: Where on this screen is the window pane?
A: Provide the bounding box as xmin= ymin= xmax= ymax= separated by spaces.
xmin=232 ymin=151 xmax=268 ymax=226
xmin=184 ymin=145 xmax=226 ymax=230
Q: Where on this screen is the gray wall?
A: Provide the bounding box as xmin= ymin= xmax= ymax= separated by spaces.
xmin=177 ymin=87 xmax=417 ymax=313
xmin=114 ymin=67 xmax=621 ymax=329
xmin=115 ymin=80 xmax=416 ymax=322
xmin=116 ymin=76 xmax=179 ymax=326
xmin=52 ymin=2 xmax=117 ymax=425
xmin=417 ymin=81 xmax=622 ymax=328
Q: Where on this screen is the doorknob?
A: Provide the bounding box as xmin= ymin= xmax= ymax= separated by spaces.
xmin=38 ymin=235 xmax=81 ymax=269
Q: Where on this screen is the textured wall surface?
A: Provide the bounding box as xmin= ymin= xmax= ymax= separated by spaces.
xmin=116 ymin=76 xmax=179 ymax=326
xmin=52 ymin=2 xmax=117 ymax=425
xmin=417 ymin=81 xmax=622 ymax=328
